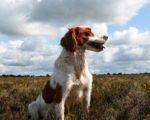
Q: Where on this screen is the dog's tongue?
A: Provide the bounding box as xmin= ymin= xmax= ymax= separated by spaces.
xmin=100 ymin=45 xmax=105 ymax=49
xmin=98 ymin=43 xmax=106 ymax=49
xmin=102 ymin=45 xmax=105 ymax=48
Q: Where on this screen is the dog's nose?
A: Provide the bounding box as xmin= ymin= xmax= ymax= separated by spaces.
xmin=102 ymin=35 xmax=108 ymax=40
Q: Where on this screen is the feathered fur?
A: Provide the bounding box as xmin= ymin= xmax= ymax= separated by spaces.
xmin=28 ymin=26 xmax=108 ymax=120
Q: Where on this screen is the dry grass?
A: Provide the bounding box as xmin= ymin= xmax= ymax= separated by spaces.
xmin=0 ymin=74 xmax=150 ymax=120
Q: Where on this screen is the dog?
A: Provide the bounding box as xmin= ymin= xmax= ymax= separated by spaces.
xmin=28 ymin=26 xmax=108 ymax=120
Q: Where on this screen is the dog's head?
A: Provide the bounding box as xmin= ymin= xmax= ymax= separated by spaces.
xmin=61 ymin=26 xmax=108 ymax=52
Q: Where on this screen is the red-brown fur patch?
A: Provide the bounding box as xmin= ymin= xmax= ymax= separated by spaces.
xmin=61 ymin=28 xmax=78 ymax=52
xmin=61 ymin=27 xmax=94 ymax=52
xmin=42 ymin=80 xmax=62 ymax=104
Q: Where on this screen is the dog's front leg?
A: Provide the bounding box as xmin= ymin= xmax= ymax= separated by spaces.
xmin=55 ymin=101 xmax=65 ymax=120
xmin=82 ymin=86 xmax=92 ymax=119
xmin=55 ymin=85 xmax=72 ymax=120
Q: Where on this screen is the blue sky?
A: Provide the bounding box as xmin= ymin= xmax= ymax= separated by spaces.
xmin=108 ymin=3 xmax=150 ymax=35
xmin=0 ymin=0 xmax=150 ymax=75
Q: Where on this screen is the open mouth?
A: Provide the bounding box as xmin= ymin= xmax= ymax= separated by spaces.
xmin=87 ymin=41 xmax=105 ymax=50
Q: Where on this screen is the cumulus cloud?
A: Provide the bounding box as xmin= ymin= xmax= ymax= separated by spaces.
xmin=0 ymin=38 xmax=61 ymax=75
xmin=109 ymin=27 xmax=150 ymax=46
xmin=87 ymin=27 xmax=150 ymax=74
xmin=91 ymin=23 xmax=108 ymax=35
xmin=0 ymin=0 xmax=149 ymax=75
xmin=0 ymin=26 xmax=150 ymax=75
xmin=0 ymin=0 xmax=61 ymax=37
xmin=0 ymin=0 xmax=148 ymax=36
xmin=87 ymin=46 xmax=150 ymax=74
xmin=31 ymin=0 xmax=147 ymax=25
xmin=0 ymin=0 xmax=31 ymax=36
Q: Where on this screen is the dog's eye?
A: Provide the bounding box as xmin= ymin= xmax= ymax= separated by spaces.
xmin=84 ymin=32 xmax=90 ymax=36
xmin=83 ymin=38 xmax=88 ymax=41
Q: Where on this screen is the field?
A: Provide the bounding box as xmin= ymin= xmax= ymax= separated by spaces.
xmin=0 ymin=74 xmax=150 ymax=120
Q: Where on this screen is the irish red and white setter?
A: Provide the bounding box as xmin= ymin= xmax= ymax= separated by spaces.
xmin=28 ymin=26 xmax=108 ymax=120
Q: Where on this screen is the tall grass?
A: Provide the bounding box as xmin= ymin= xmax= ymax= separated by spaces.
xmin=0 ymin=74 xmax=150 ymax=120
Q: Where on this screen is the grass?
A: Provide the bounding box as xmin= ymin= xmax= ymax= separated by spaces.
xmin=0 ymin=74 xmax=150 ymax=120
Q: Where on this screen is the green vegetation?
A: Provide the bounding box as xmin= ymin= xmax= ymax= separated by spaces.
xmin=0 ymin=74 xmax=150 ymax=120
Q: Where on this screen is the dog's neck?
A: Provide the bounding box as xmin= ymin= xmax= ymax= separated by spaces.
xmin=73 ymin=47 xmax=87 ymax=79
xmin=61 ymin=47 xmax=88 ymax=79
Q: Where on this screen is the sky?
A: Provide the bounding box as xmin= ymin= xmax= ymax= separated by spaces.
xmin=0 ymin=0 xmax=150 ymax=75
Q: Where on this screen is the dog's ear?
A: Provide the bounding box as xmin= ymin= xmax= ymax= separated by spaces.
xmin=60 ymin=28 xmax=78 ymax=52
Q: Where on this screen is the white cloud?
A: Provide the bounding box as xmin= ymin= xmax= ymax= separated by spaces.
xmin=20 ymin=37 xmax=48 ymax=51
xmin=0 ymin=0 xmax=149 ymax=74
xmin=0 ymin=0 xmax=61 ymax=37
xmin=87 ymin=27 xmax=150 ymax=74
xmin=109 ymin=27 xmax=150 ymax=46
xmin=37 ymin=0 xmax=42 ymax=3
xmin=91 ymin=23 xmax=108 ymax=35
xmin=124 ymin=47 xmax=144 ymax=57
xmin=0 ymin=43 xmax=7 ymax=53
xmin=0 ymin=0 xmax=31 ymax=36
xmin=0 ymin=0 xmax=148 ymax=36
xmin=30 ymin=0 xmax=148 ymax=25
xmin=0 ymin=26 xmax=150 ymax=75
xmin=103 ymin=47 xmax=119 ymax=63
xmin=0 ymin=38 xmax=61 ymax=75
xmin=8 ymin=40 xmax=23 ymax=49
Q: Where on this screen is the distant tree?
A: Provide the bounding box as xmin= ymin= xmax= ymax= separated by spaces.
xmin=118 ymin=73 xmax=122 ymax=75
xmin=1 ymin=74 xmax=16 ymax=77
xmin=9 ymin=74 xmax=15 ymax=77
xmin=0 ymin=74 xmax=36 ymax=77
xmin=17 ymin=75 xmax=22 ymax=77
xmin=46 ymin=74 xmax=50 ymax=77
xmin=24 ymin=75 xmax=32 ymax=77
xmin=2 ymin=74 xmax=7 ymax=77
xmin=107 ymin=73 xmax=111 ymax=75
